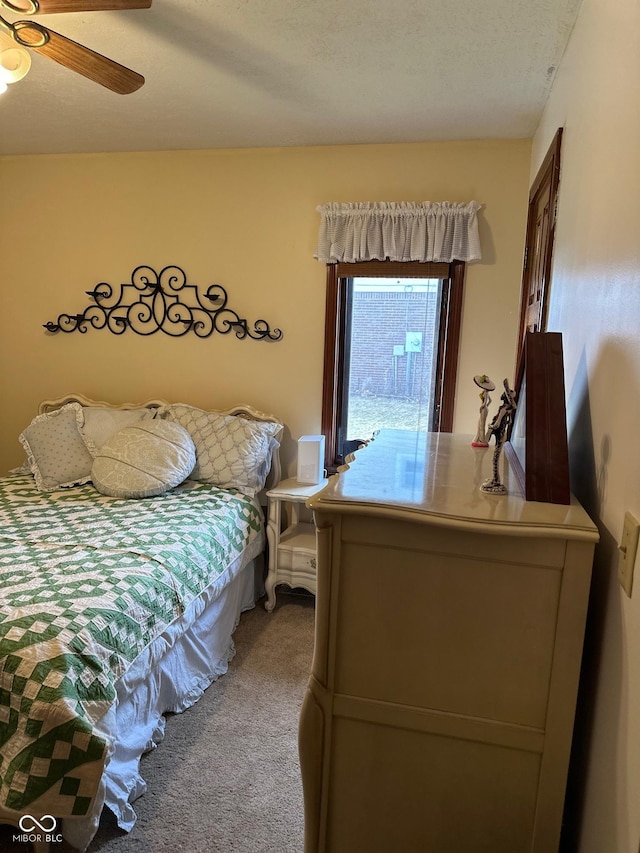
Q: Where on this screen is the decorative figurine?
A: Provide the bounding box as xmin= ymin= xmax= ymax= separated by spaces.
xmin=471 ymin=374 xmax=496 ymax=447
xmin=480 ymin=379 xmax=517 ymax=495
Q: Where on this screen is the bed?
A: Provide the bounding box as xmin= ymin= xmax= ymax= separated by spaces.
xmin=0 ymin=394 xmax=283 ymax=851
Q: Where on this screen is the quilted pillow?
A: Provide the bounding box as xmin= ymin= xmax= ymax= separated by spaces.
xmin=82 ymin=406 xmax=157 ymax=451
xmin=159 ymin=403 xmax=282 ymax=497
xmin=91 ymin=420 xmax=196 ymax=499
xmin=19 ymin=402 xmax=95 ymax=491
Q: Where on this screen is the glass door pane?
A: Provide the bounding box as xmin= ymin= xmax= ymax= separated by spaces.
xmin=343 ymin=277 xmax=443 ymax=445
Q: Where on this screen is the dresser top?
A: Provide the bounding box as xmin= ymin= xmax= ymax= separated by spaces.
xmin=308 ymin=431 xmax=599 ymax=541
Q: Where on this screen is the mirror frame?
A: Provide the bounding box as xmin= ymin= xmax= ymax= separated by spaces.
xmin=505 ymin=331 xmax=571 ymax=505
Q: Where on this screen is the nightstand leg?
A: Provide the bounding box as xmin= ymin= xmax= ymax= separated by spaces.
xmin=264 ymin=498 xmax=281 ymax=612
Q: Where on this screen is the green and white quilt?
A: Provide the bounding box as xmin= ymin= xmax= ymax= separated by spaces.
xmin=0 ymin=474 xmax=263 ymax=821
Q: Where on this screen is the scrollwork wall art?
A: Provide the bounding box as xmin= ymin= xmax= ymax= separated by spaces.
xmin=43 ymin=265 xmax=283 ymax=341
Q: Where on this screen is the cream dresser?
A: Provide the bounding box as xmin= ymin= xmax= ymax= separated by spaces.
xmin=299 ymin=430 xmax=598 ymax=853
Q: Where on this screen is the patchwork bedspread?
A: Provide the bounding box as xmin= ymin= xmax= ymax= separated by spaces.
xmin=0 ymin=474 xmax=263 ymax=821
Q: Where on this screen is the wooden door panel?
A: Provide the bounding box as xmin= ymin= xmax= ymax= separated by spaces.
xmin=525 ymin=182 xmax=552 ymax=332
xmin=516 ymin=129 xmax=562 ymax=378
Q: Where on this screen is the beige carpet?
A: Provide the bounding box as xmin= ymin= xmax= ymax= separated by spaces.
xmin=80 ymin=592 xmax=315 ymax=853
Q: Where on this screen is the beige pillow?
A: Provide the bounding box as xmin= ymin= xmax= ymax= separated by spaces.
xmin=91 ymin=420 xmax=196 ymax=499
xmin=159 ymin=403 xmax=282 ymax=496
xmin=82 ymin=406 xmax=157 ymax=450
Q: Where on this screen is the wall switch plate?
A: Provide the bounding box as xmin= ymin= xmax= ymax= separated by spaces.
xmin=618 ymin=511 xmax=640 ymax=598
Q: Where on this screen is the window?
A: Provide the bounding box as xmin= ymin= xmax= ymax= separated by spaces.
xmin=321 ymin=260 xmax=465 ymax=471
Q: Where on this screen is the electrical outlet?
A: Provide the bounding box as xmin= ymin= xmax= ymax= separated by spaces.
xmin=618 ymin=512 xmax=640 ymax=598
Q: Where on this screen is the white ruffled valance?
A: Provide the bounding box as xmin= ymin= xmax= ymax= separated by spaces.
xmin=315 ymin=201 xmax=482 ymax=264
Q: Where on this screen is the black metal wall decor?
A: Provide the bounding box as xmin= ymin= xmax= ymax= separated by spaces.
xmin=43 ymin=265 xmax=283 ymax=341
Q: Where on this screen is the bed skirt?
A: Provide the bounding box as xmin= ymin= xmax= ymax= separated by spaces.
xmin=62 ymin=548 xmax=264 ymax=851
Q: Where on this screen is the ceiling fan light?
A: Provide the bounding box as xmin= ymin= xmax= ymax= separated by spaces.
xmin=0 ymin=45 xmax=31 ymax=83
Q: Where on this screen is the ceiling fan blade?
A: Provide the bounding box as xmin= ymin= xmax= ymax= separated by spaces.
xmin=1 ymin=0 xmax=151 ymax=12
xmin=17 ymin=22 xmax=144 ymax=93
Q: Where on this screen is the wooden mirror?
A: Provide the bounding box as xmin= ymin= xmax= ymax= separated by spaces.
xmin=506 ymin=331 xmax=571 ymax=504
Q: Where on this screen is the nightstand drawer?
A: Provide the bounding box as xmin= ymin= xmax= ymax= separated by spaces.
xmin=278 ymin=546 xmax=317 ymax=574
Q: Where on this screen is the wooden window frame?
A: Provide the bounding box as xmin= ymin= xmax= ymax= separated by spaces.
xmin=321 ymin=259 xmax=466 ymax=472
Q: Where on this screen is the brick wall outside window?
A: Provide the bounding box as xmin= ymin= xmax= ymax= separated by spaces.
xmin=349 ymin=290 xmax=439 ymax=399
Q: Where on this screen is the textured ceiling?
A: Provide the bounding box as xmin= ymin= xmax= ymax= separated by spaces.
xmin=0 ymin=0 xmax=583 ymax=156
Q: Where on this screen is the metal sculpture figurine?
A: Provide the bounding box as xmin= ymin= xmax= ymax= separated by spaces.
xmin=480 ymin=378 xmax=517 ymax=495
xmin=471 ymin=374 xmax=496 ymax=447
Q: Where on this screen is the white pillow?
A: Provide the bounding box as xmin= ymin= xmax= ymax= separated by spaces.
xmin=82 ymin=406 xmax=157 ymax=450
xmin=91 ymin=420 xmax=196 ymax=499
xmin=159 ymin=403 xmax=281 ymax=497
xmin=19 ymin=403 xmax=95 ymax=491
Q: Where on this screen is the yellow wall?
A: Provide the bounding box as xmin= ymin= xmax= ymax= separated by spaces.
xmin=0 ymin=139 xmax=530 ymax=475
xmin=532 ymin=0 xmax=640 ymax=849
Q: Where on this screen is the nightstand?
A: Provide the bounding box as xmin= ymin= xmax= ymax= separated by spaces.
xmin=264 ymin=477 xmax=328 ymax=612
